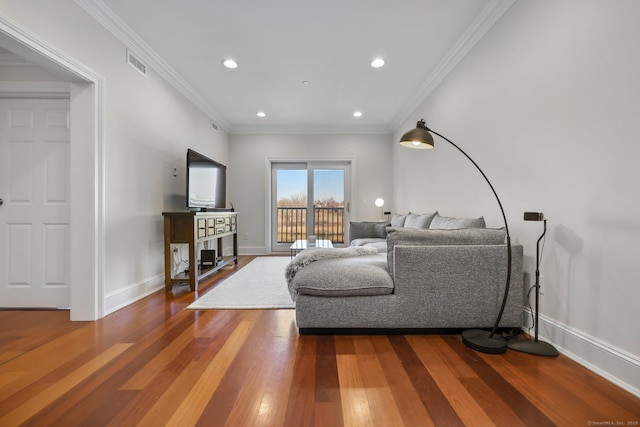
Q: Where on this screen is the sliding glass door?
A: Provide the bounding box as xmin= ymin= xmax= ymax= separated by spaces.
xmin=270 ymin=161 xmax=350 ymax=252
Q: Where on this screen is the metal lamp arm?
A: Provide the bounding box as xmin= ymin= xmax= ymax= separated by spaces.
xmin=423 ymin=122 xmax=513 ymax=338
xmin=420 ymin=123 xmax=510 ymax=236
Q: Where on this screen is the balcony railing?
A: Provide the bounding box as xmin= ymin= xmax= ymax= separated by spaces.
xmin=277 ymin=207 xmax=345 ymax=243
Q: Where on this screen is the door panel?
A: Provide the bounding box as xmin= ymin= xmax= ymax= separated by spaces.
xmin=310 ymin=166 xmax=346 ymax=243
xmin=0 ymin=99 xmax=71 ymax=308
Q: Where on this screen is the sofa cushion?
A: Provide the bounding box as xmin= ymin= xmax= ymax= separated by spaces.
xmin=291 ymin=255 xmax=393 ymax=297
xmin=390 ymin=213 xmax=409 ymax=227
xmin=404 ymin=212 xmax=437 ymax=229
xmin=386 ymin=227 xmax=507 ymax=274
xmin=429 ymin=213 xmax=486 ymax=229
xmin=350 ymin=221 xmax=390 ymax=241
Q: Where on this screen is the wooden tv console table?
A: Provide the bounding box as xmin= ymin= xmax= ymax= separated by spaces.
xmin=162 ymin=211 xmax=238 ymax=292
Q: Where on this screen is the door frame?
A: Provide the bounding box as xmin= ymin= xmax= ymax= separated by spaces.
xmin=265 ymin=156 xmax=355 ymax=254
xmin=1 ymin=17 xmax=105 ymax=320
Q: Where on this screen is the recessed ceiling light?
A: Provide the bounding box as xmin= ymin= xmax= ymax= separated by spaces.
xmin=256 ymin=111 xmax=266 ymax=118
xmin=353 ymin=111 xmax=363 ymax=118
xmin=223 ymin=59 xmax=238 ymax=69
xmin=370 ymin=58 xmax=385 ymax=68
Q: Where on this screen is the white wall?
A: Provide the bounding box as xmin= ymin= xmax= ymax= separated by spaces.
xmin=229 ymin=133 xmax=393 ymax=254
xmin=0 ymin=0 xmax=229 ymax=314
xmin=394 ymin=0 xmax=640 ymax=395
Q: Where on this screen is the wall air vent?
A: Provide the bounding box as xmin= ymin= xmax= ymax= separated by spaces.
xmin=127 ymin=49 xmax=147 ymax=77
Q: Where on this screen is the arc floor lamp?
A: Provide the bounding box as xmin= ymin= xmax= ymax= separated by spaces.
xmin=399 ymin=119 xmax=512 ymax=354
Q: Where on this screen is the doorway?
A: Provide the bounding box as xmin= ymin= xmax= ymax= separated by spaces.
xmin=270 ymin=161 xmax=350 ymax=253
xmin=1 ymin=18 xmax=104 ymax=320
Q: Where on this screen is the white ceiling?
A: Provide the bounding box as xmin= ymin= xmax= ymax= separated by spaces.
xmin=80 ymin=1 xmax=514 ymax=133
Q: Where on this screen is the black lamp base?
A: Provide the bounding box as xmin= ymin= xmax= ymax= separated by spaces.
xmin=507 ymin=339 xmax=559 ymax=357
xmin=461 ymin=329 xmax=507 ymax=354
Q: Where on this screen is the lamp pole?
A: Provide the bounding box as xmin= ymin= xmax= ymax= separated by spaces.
xmin=400 ymin=120 xmax=512 ymax=354
xmin=507 ymin=215 xmax=559 ymax=356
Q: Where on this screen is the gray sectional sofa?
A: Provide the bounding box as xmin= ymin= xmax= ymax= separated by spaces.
xmin=287 ymin=212 xmax=524 ymax=333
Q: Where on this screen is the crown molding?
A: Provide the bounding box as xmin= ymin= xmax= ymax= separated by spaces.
xmin=75 ymin=0 xmax=231 ymax=132
xmin=229 ymin=123 xmax=393 ymax=135
xmin=390 ymin=0 xmax=516 ymax=132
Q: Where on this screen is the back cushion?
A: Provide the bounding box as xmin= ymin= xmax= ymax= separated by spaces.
xmin=390 ymin=213 xmax=409 ymax=227
xmin=386 ymin=227 xmax=506 ymax=274
xmin=429 ymin=212 xmax=486 ymax=229
xmin=403 ymin=212 xmax=437 ymax=229
xmin=350 ymin=221 xmax=390 ymax=241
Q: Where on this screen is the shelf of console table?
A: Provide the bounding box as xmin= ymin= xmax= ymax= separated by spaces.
xmin=162 ymin=211 xmax=238 ymax=292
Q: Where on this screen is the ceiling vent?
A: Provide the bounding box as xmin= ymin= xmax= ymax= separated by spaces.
xmin=127 ymin=49 xmax=147 ymax=77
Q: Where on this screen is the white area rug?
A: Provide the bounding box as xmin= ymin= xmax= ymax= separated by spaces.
xmin=188 ymin=256 xmax=294 ymax=309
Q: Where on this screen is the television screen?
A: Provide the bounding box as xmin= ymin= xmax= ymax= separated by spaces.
xmin=186 ymin=149 xmax=226 ymax=210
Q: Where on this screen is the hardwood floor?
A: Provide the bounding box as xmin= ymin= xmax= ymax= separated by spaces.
xmin=1 ymin=255 xmax=638 ymax=426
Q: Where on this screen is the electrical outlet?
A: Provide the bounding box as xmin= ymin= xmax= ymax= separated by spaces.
xmin=243 ymin=233 xmax=248 ymax=240
xmin=172 ymin=166 xmax=178 ymax=177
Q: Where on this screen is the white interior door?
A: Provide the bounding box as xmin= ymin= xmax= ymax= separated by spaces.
xmin=0 ymin=98 xmax=71 ymax=308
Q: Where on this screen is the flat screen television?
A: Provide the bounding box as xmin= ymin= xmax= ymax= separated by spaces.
xmin=186 ymin=149 xmax=227 ymax=211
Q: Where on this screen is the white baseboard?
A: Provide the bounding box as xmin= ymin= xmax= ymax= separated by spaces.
xmin=523 ymin=309 xmax=640 ymax=398
xmin=104 ymin=274 xmax=164 ymax=315
xmin=238 ymin=246 xmax=268 ymax=255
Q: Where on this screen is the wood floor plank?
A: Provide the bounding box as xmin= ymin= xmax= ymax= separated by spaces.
xmin=370 ymin=336 xmax=437 ymax=427
xmin=445 ymin=335 xmax=556 ymax=426
xmin=0 ymin=312 xmax=86 ymax=367
xmin=422 ymin=334 xmax=528 ymax=427
xmin=283 ymin=334 xmax=318 ymax=426
xmin=314 ymin=335 xmax=344 ymax=427
xmin=479 ymin=344 xmax=637 ymax=426
xmin=407 ymin=335 xmax=497 ymax=426
xmin=351 ymin=337 xmax=406 ymax=427
xmin=165 ymin=319 xmax=253 ymax=426
xmin=533 ymin=351 xmax=638 ymax=421
xmin=21 ymin=314 xmax=214 ymax=426
xmin=120 ymin=316 xmax=208 ymax=390
xmin=135 ymin=361 xmax=208 ymax=427
xmin=0 ymin=343 xmax=131 ymax=426
xmin=388 ymin=335 xmax=465 ymax=426
xmin=250 ymin=313 xmax=301 ymax=427
xmin=336 ymin=353 xmax=375 ymax=427
xmin=108 ymin=326 xmax=229 ymax=426
xmin=0 ymin=326 xmax=100 ymax=400
xmin=212 ymin=311 xmax=297 ymax=426
xmin=194 ymin=311 xmax=270 ymax=426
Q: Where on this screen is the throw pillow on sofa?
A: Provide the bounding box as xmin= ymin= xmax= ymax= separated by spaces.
xmin=349 ymin=221 xmax=390 ymax=241
xmin=429 ymin=212 xmax=486 ymax=229
xmin=390 ymin=213 xmax=409 ymax=227
xmin=404 ymin=212 xmax=438 ymax=229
